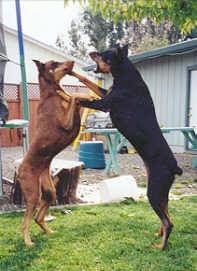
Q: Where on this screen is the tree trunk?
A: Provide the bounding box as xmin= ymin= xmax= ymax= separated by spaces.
xmin=11 ymin=165 xmax=83 ymax=205
xmin=54 ymin=166 xmax=84 ymax=204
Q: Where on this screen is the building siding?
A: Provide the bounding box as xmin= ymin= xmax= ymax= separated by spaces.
xmin=4 ymin=27 xmax=87 ymax=85
xmin=81 ymin=40 xmax=197 ymax=153
xmin=96 ymin=50 xmax=197 ymax=152
xmin=135 ymin=51 xmax=197 ymax=152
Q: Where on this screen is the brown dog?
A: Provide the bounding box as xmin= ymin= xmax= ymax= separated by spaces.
xmin=17 ymin=60 xmax=93 ymax=246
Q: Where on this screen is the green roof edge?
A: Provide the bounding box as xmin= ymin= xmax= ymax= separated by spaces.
xmin=83 ymin=38 xmax=197 ymax=70
xmin=130 ymin=38 xmax=197 ymax=63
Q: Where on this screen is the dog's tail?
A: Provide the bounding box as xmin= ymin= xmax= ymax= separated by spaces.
xmin=173 ymin=166 xmax=183 ymax=176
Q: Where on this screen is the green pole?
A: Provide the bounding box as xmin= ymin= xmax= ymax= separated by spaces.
xmin=19 ymin=55 xmax=29 ymax=120
xmin=15 ymin=0 xmax=29 ymax=120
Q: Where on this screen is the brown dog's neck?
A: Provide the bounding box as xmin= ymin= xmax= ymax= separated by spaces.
xmin=39 ymin=76 xmax=60 ymax=99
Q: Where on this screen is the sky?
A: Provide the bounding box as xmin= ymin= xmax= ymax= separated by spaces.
xmin=2 ymin=0 xmax=81 ymax=46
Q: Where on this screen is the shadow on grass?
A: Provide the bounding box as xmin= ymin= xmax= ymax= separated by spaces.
xmin=0 ymin=234 xmax=50 ymax=271
xmin=0 ymin=212 xmax=51 ymax=271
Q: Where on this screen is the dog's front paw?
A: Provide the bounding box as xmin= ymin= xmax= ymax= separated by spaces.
xmin=88 ymin=95 xmax=98 ymax=101
xmin=80 ymin=100 xmax=92 ymax=107
xmin=73 ymin=93 xmax=98 ymax=101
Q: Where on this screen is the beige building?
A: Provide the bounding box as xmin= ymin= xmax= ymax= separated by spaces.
xmin=3 ymin=25 xmax=87 ymax=85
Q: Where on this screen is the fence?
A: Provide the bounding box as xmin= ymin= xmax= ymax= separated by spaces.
xmin=0 ymin=83 xmax=88 ymax=147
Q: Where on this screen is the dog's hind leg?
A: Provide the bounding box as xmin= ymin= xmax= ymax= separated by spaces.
xmin=148 ymin=195 xmax=173 ymax=250
xmin=156 ymin=200 xmax=171 ymax=237
xmin=147 ymin=174 xmax=174 ymax=250
xmin=20 ymin=176 xmax=40 ymax=246
xmin=35 ymin=168 xmax=56 ymax=234
xmin=22 ymin=203 xmax=37 ymax=246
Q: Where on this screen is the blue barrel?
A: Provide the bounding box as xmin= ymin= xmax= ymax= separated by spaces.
xmin=79 ymin=141 xmax=106 ymax=169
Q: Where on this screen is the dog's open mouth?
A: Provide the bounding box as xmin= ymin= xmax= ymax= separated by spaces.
xmin=94 ymin=64 xmax=110 ymax=74
xmin=64 ymin=67 xmax=73 ymax=74
xmin=58 ymin=61 xmax=74 ymax=75
xmin=55 ymin=62 xmax=74 ymax=81
xmin=64 ymin=68 xmax=69 ymax=73
xmin=94 ymin=65 xmax=100 ymax=73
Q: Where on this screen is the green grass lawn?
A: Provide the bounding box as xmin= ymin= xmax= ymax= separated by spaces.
xmin=0 ymin=197 xmax=196 ymax=271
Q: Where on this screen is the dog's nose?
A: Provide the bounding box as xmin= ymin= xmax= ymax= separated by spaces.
xmin=67 ymin=61 xmax=74 ymax=65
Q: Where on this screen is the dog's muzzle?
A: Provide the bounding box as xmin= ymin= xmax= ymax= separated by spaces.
xmin=94 ymin=64 xmax=101 ymax=73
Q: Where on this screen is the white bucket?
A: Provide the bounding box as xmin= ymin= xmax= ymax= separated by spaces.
xmin=98 ymin=175 xmax=141 ymax=203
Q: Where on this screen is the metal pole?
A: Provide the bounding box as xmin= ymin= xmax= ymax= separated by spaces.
xmin=15 ymin=0 xmax=29 ymax=120
xmin=0 ymin=0 xmax=5 ymax=197
xmin=0 ymin=135 xmax=3 ymax=197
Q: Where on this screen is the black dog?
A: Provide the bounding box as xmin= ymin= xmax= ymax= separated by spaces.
xmin=73 ymin=44 xmax=182 ymax=249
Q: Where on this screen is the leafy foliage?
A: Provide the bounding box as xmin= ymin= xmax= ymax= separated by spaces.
xmin=68 ymin=20 xmax=87 ymax=58
xmin=56 ymin=20 xmax=87 ymax=59
xmin=57 ymin=8 xmax=182 ymax=59
xmin=64 ymin=0 xmax=197 ymax=34
xmin=82 ymin=9 xmax=111 ymax=51
xmin=125 ymin=19 xmax=182 ymax=53
xmin=56 ymin=9 xmax=125 ymax=60
xmin=60 ymin=1 xmax=196 ymax=59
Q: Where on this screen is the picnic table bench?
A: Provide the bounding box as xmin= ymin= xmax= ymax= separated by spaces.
xmin=85 ymin=127 xmax=197 ymax=176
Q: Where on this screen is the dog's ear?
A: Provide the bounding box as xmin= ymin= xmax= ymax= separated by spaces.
xmin=121 ymin=44 xmax=129 ymax=57
xmin=114 ymin=45 xmax=123 ymax=62
xmin=115 ymin=44 xmax=128 ymax=62
xmin=33 ymin=60 xmax=45 ymax=73
xmin=89 ymin=52 xmax=99 ymax=61
xmin=112 ymin=44 xmax=120 ymax=56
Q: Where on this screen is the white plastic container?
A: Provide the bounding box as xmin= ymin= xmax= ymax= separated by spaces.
xmin=98 ymin=175 xmax=141 ymax=203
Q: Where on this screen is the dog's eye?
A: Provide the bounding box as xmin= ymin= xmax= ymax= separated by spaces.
xmin=51 ymin=62 xmax=58 ymax=69
xmin=102 ymin=56 xmax=111 ymax=65
xmin=103 ymin=58 xmax=111 ymax=65
xmin=49 ymin=69 xmax=54 ymax=73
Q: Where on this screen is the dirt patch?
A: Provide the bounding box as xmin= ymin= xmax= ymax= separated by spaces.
xmin=0 ymin=146 xmax=196 ymax=212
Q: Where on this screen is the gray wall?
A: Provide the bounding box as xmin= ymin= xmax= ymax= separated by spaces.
xmin=136 ymin=51 xmax=197 ymax=152
xmin=102 ymin=51 xmax=197 ymax=152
